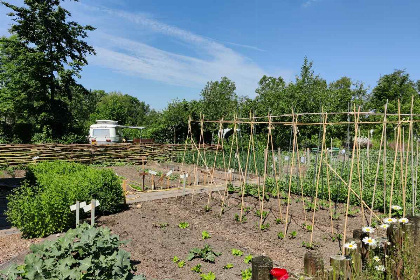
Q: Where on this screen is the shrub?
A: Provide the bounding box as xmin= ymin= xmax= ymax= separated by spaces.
xmin=0 ymin=223 xmax=145 ymax=280
xmin=6 ymin=161 xmax=124 ymax=238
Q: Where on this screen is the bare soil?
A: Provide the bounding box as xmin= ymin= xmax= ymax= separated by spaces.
xmin=98 ymin=191 xmax=366 ymax=280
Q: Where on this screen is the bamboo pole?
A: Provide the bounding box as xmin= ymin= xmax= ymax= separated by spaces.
xmin=369 ymin=103 xmax=387 ymax=225
xmin=284 ymin=112 xmax=297 ymax=234
xmin=342 ymin=106 xmax=360 ymax=255
xmin=388 ymin=101 xmax=402 ymax=218
xmin=310 ymin=111 xmax=328 ymax=245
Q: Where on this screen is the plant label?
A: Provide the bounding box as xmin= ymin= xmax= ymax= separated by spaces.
xmin=284 ymin=156 xmax=290 ymax=161
xmin=180 ymin=173 xmax=188 ymax=179
xmin=70 ymin=204 xmax=77 ymax=211
xmin=166 ymin=170 xmax=173 ymax=177
xmin=301 ymin=156 xmax=306 ymax=163
xmin=148 ymin=170 xmax=157 ymax=176
xmin=83 ymin=200 xmax=100 ymax=212
xmin=80 ymin=201 xmax=87 ymax=208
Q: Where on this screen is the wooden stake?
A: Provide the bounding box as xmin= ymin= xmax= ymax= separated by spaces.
xmin=122 ymin=179 xmax=127 ymax=204
xmin=342 ymin=106 xmax=360 ymax=255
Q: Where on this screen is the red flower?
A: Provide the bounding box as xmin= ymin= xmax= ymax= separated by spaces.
xmin=270 ymin=268 xmax=289 ymax=280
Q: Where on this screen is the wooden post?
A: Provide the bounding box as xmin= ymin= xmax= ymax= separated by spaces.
xmin=91 ymin=199 xmax=96 ymax=226
xmin=75 ymin=201 xmax=80 ymax=226
xmin=304 ymin=251 xmax=324 ymax=276
xmin=251 ymin=256 xmax=273 ymax=280
xmin=407 ymin=215 xmax=420 ymax=245
xmin=353 ymin=229 xmax=368 ymax=266
xmin=344 ymin=238 xmax=362 ymax=275
xmin=122 ymin=180 xmax=127 ymax=204
xmin=330 ymin=255 xmax=351 ymax=280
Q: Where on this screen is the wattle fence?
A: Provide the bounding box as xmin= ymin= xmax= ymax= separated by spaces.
xmin=0 ymin=143 xmax=215 ymax=166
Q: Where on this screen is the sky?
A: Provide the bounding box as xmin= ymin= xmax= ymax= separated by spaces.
xmin=1 ymin=0 xmax=419 ymax=110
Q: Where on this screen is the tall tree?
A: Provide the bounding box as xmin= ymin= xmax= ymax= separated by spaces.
xmin=91 ymin=92 xmax=150 ymax=126
xmin=0 ymin=0 xmax=95 ymax=141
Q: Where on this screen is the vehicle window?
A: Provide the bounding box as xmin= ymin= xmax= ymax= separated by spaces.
xmin=92 ymin=129 xmax=110 ymax=137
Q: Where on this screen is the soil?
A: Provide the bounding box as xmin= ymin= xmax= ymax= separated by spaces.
xmin=98 ymin=191 xmax=369 ymax=280
xmin=0 ymin=164 xmax=375 ymax=279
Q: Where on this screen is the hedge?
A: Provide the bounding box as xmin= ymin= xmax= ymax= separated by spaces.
xmin=6 ymin=161 xmax=124 ymax=238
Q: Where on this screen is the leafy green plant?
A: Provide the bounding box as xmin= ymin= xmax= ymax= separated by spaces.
xmin=6 ymin=161 xmax=124 ymax=238
xmin=277 ymin=232 xmax=285 ymax=240
xmin=223 ymin=264 xmax=234 ymax=269
xmin=188 ymin=245 xmax=221 ymax=263
xmin=255 ymin=209 xmax=269 ymax=219
xmin=191 ymin=264 xmax=202 ymax=273
xmin=232 ymin=248 xmax=244 ymax=256
xmin=235 ymin=213 xmax=247 ymax=223
xmin=259 ymin=223 xmax=270 ymax=231
xmin=241 ymin=268 xmax=252 ymax=280
xmin=0 ymin=223 xmax=144 ymax=279
xmin=289 ymin=231 xmax=297 ymax=239
xmin=178 ymin=222 xmax=190 ymax=229
xmin=173 ymin=256 xmax=180 ymax=263
xmin=276 ymin=218 xmax=283 ymax=224
xmin=177 ymin=260 xmax=186 ymax=268
xmin=204 ymin=205 xmax=211 ymax=212
xmin=303 ymin=223 xmax=313 ymax=232
xmin=302 ymin=241 xmax=314 ymax=249
xmin=332 ymin=233 xmax=343 ymax=242
xmin=332 ymin=212 xmax=341 ymax=220
xmin=200 ymin=271 xmax=216 ymax=280
xmin=244 ymin=255 xmax=253 ymax=264
xmin=348 ymin=207 xmax=360 ymax=217
xmin=202 ymin=230 xmax=211 ymax=240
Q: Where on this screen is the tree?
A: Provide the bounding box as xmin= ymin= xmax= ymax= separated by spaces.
xmin=369 ymin=70 xmax=419 ymax=114
xmin=200 ymin=77 xmax=238 ymax=121
xmin=0 ymin=0 xmax=95 ymax=141
xmin=91 ymin=92 xmax=150 ymax=126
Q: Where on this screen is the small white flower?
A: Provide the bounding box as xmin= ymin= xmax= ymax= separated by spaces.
xmin=32 ymin=156 xmax=40 ymax=160
xmin=375 ymin=265 xmax=385 ymax=272
xmin=362 ymin=237 xmax=377 ymax=246
xmin=362 ymin=226 xmax=375 ymax=233
xmin=383 ymin=217 xmax=397 ymax=224
xmin=373 ymin=256 xmax=380 ymax=262
xmin=379 ymin=224 xmax=390 ymax=229
xmin=399 ymin=217 xmax=409 ymax=224
xmin=391 ymin=205 xmax=402 ymax=211
xmin=344 ymin=242 xmax=357 ymax=250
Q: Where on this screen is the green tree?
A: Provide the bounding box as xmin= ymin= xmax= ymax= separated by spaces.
xmin=369 ymin=70 xmax=419 ymax=114
xmin=91 ymin=92 xmax=150 ymax=126
xmin=0 ymin=0 xmax=95 ymax=141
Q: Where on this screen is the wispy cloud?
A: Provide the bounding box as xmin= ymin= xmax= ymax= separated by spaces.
xmin=68 ymin=3 xmax=272 ymax=96
xmin=302 ymin=0 xmax=319 ymax=8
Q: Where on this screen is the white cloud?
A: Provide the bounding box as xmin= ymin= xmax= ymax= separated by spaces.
xmin=302 ymin=0 xmax=319 ymax=8
xmin=72 ymin=4 xmax=270 ymax=96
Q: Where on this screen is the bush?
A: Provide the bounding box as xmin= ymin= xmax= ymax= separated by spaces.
xmin=0 ymin=223 xmax=146 ymax=280
xmin=6 ymin=161 xmax=124 ymax=238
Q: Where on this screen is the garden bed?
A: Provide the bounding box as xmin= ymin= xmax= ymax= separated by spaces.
xmin=98 ymin=191 xmax=372 ymax=279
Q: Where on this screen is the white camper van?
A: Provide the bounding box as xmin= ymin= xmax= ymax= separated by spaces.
xmin=89 ymin=120 xmax=145 ymax=144
xmin=89 ymin=120 xmax=122 ymax=144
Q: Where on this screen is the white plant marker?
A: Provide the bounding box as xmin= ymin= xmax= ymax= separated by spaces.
xmin=70 ymin=201 xmax=80 ymax=226
xmin=180 ymin=173 xmax=188 ymax=194
xmin=148 ymin=170 xmax=157 ymax=189
xmin=83 ymin=199 xmax=100 ymax=226
xmin=166 ymin=170 xmax=173 ymax=177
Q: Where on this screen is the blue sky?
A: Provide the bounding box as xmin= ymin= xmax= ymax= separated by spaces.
xmin=1 ymin=0 xmax=419 ymax=110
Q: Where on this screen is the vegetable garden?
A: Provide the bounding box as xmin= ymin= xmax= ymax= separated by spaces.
xmin=1 ymin=100 xmax=420 ymax=279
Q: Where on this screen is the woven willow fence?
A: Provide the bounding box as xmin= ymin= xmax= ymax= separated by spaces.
xmin=0 ymin=143 xmax=215 ymax=166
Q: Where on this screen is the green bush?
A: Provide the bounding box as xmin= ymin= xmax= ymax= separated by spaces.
xmin=0 ymin=223 xmax=146 ymax=280
xmin=6 ymin=161 xmax=124 ymax=238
